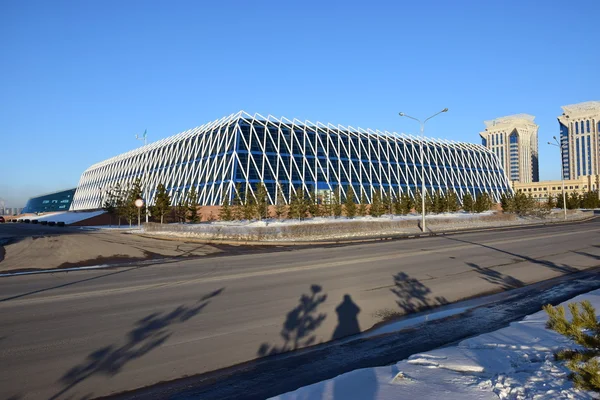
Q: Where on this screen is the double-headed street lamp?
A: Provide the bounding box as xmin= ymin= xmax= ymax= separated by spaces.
xmin=398 ymin=108 xmax=449 ymax=232
xmin=548 ymin=136 xmax=567 ymax=220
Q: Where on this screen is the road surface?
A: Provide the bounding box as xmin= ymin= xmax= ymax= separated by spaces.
xmin=2 ymin=219 xmax=600 ymax=399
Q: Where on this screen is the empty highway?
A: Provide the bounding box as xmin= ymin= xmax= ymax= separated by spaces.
xmin=2 ymin=219 xmax=600 ymax=399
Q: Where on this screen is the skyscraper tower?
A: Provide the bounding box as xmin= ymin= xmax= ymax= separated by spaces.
xmin=479 ymin=114 xmax=539 ymax=183
xmin=557 ymin=101 xmax=600 ymax=180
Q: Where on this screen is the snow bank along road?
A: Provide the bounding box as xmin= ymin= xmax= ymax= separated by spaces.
xmin=2 ymin=219 xmax=600 ymax=399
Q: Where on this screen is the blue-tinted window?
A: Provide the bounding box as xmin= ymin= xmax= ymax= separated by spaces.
xmin=576 ymin=138 xmax=581 ymax=177
xmin=581 ymin=121 xmax=585 ymax=134
xmin=481 ymin=137 xmax=487 ymax=146
xmin=587 ymin=120 xmax=590 ymax=133
xmin=576 ymin=123 xmax=579 ymax=134
xmin=491 ymin=135 xmax=495 ymax=146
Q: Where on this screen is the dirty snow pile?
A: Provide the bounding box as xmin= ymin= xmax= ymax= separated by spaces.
xmin=272 ymin=290 xmax=600 ymax=400
xmin=32 ymin=210 xmax=105 ymax=224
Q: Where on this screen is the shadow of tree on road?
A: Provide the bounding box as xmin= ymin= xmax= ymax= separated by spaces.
xmin=445 ymin=236 xmax=578 ymax=274
xmin=391 ymin=272 xmax=448 ymax=314
xmin=465 ymin=262 xmax=525 ymax=290
xmin=258 ymin=284 xmax=327 ymax=356
xmin=48 ymin=287 xmax=224 ymax=400
xmin=573 ymin=250 xmax=600 ymax=261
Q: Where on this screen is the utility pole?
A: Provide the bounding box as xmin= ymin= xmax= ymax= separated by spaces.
xmin=135 ymin=129 xmax=149 ymax=223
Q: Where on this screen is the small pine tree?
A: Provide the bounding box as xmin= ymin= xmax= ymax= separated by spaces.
xmin=187 ymin=186 xmax=201 ymax=223
xmin=242 ymin=187 xmax=256 ymax=220
xmin=446 ymin=190 xmax=460 ymax=213
xmin=174 ymin=191 xmax=188 ymax=223
xmin=474 ymin=192 xmax=491 ymax=213
xmin=392 ymin=192 xmax=402 ymax=215
xmin=274 ymin=182 xmax=287 ymax=219
xmin=557 ymin=192 xmax=565 ymax=210
xmin=546 ymin=194 xmax=556 ymax=210
xmin=433 ymin=190 xmax=443 ymax=214
xmin=153 ymin=183 xmax=171 ymax=224
xmin=370 ymin=191 xmax=383 ymax=217
xmin=414 ymin=189 xmax=424 ymax=214
xmin=125 ymin=179 xmax=143 ymax=226
xmin=544 ymin=300 xmax=600 ymax=393
xmin=358 ymin=192 xmax=368 ymax=217
xmin=220 ymin=194 xmax=233 ymax=221
xmin=308 ymin=190 xmax=320 ymax=217
xmin=424 ymin=191 xmax=434 ymax=213
xmin=321 ymin=190 xmax=332 ymax=217
xmin=102 ymin=187 xmax=117 ymax=226
xmin=462 ymin=192 xmax=474 ymax=213
xmin=232 ymin=183 xmax=243 ymax=220
xmin=332 ymin=187 xmax=343 ymax=218
xmin=381 ymin=191 xmax=392 ymax=216
xmin=399 ymin=192 xmax=411 ymax=215
xmin=500 ymin=192 xmax=515 ymax=213
xmin=344 ymin=185 xmax=357 ymax=218
xmin=567 ymin=191 xmax=581 ymax=210
xmin=255 ymin=182 xmax=269 ymax=220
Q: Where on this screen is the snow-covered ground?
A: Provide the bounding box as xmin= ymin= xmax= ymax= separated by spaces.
xmin=30 ymin=210 xmax=105 ymax=224
xmin=272 ymin=290 xmax=600 ymax=400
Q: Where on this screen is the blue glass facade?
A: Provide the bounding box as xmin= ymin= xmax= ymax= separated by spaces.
xmin=559 ymin=122 xmax=570 ymax=179
xmin=22 ymin=189 xmax=76 ymax=214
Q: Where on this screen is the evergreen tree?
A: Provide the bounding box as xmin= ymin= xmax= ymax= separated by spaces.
xmin=544 ymin=300 xmax=600 ymax=393
xmin=462 ymin=192 xmax=474 ymax=213
xmin=344 ymin=185 xmax=357 ymax=218
xmin=446 ymin=189 xmax=460 ymax=213
xmin=581 ymin=190 xmax=599 ymax=209
xmin=557 ymin=192 xmax=565 ymax=210
xmin=174 ymin=191 xmax=188 ymax=223
xmin=152 ymin=183 xmax=171 ymax=224
xmin=102 ymin=187 xmax=117 ymax=226
xmin=125 ymin=179 xmax=143 ymax=226
xmin=232 ymin=183 xmax=243 ymax=220
xmin=399 ymin=192 xmax=412 ymax=215
xmin=274 ymin=182 xmax=287 ymax=219
xmin=546 ymin=194 xmax=556 ymax=210
xmin=370 ymin=191 xmax=383 ymax=217
xmin=513 ymin=190 xmax=535 ymax=216
xmin=358 ymin=192 xmax=368 ymax=217
xmin=219 ymin=193 xmax=233 ymax=221
xmin=392 ymin=192 xmax=402 ymax=215
xmin=332 ymin=187 xmax=343 ymax=218
xmin=500 ymin=192 xmax=515 ymax=213
xmin=433 ymin=190 xmax=443 ymax=214
xmin=308 ymin=190 xmax=319 ymax=217
xmin=474 ymin=192 xmax=491 ymax=213
xmin=425 ymin=191 xmax=434 ymax=213
xmin=112 ymin=183 xmax=126 ymax=227
xmin=381 ymin=191 xmax=392 ymax=215
xmin=567 ymin=191 xmax=581 ymax=210
xmin=320 ymin=190 xmax=332 ymax=217
xmin=187 ymin=186 xmax=201 ymax=223
xmin=242 ymin=187 xmax=256 ymax=220
xmin=414 ymin=189 xmax=424 ymax=214
xmin=255 ymin=182 xmax=269 ymax=220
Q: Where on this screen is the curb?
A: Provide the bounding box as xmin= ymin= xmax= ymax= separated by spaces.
xmin=138 ymin=214 xmax=598 ymax=246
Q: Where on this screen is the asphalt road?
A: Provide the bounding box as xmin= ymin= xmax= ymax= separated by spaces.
xmin=2 ymin=219 xmax=600 ymax=400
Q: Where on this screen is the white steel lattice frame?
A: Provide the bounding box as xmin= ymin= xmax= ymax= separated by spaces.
xmin=71 ymin=111 xmax=512 ymax=210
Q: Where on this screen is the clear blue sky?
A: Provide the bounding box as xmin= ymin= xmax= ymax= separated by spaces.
xmin=1 ymin=0 xmax=598 ymax=206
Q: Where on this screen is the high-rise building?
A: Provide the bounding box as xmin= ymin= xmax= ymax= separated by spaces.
xmin=479 ymin=114 xmax=539 ymax=183
xmin=71 ymin=111 xmax=512 ymax=210
xmin=557 ymin=101 xmax=600 ymax=180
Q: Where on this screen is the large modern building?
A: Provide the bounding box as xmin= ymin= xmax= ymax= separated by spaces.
xmin=71 ymin=111 xmax=512 ymax=210
xmin=558 ymin=101 xmax=600 ymax=180
xmin=512 ymin=175 xmax=598 ymax=201
xmin=479 ymin=114 xmax=539 ymax=183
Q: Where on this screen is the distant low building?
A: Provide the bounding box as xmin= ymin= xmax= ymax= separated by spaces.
xmin=511 ymin=175 xmax=599 ymax=201
xmin=21 ymin=189 xmax=77 ymax=214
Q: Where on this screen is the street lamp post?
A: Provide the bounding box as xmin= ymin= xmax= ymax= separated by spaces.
xmin=399 ymin=108 xmax=449 ymax=232
xmin=548 ymin=136 xmax=567 ymax=220
xmin=135 ymin=130 xmax=149 ymax=223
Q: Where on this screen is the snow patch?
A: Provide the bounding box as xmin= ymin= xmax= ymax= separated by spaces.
xmin=272 ymin=289 xmax=600 ymax=399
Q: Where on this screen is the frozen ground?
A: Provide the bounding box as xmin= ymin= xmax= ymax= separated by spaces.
xmin=273 ymin=290 xmax=600 ymax=400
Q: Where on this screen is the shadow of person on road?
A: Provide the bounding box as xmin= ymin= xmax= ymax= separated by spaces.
xmin=48 ymin=287 xmax=225 ymax=400
xmin=258 ymin=284 xmax=327 ymax=356
xmin=332 ymin=294 xmax=361 ymax=340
